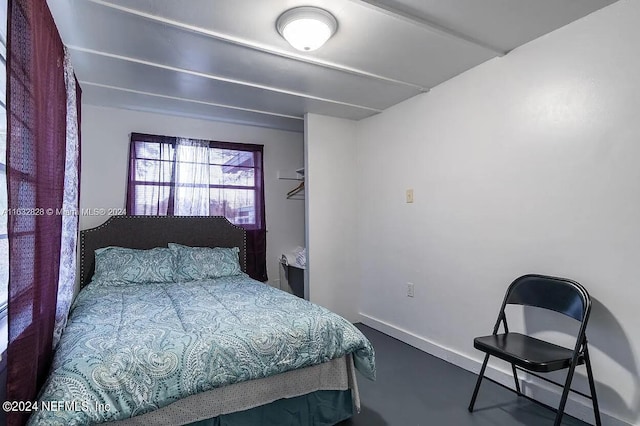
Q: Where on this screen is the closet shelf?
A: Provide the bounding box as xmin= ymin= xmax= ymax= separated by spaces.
xmin=278 ymin=168 xmax=304 ymax=181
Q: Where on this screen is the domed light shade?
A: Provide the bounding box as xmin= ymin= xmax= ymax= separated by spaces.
xmin=276 ymin=7 xmax=337 ymax=52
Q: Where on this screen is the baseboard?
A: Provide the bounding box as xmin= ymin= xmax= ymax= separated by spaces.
xmin=359 ymin=313 xmax=631 ymax=426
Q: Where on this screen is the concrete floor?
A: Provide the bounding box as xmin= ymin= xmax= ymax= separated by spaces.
xmin=341 ymin=324 xmax=590 ymax=426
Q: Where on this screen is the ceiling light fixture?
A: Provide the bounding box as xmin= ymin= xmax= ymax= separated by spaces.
xmin=276 ymin=6 xmax=338 ymax=52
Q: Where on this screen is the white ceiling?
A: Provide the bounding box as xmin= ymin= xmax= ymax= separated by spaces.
xmin=48 ymin=0 xmax=618 ymax=133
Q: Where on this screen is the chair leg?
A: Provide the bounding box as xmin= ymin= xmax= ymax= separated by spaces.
xmin=468 ymin=354 xmax=490 ymax=412
xmin=511 ymin=364 xmax=521 ymax=396
xmin=554 ymin=361 xmax=579 ymax=426
xmin=584 ymin=347 xmax=602 ymax=426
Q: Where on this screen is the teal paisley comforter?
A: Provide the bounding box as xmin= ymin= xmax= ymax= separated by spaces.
xmin=28 ymin=274 xmax=375 ymax=425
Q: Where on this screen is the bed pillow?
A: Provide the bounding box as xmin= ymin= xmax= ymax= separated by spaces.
xmin=169 ymin=243 xmax=242 ymax=281
xmin=93 ymin=246 xmax=176 ymax=284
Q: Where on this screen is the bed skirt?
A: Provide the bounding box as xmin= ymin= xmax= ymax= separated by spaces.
xmin=188 ymin=390 xmax=353 ymax=426
xmin=113 ymin=355 xmax=359 ymax=425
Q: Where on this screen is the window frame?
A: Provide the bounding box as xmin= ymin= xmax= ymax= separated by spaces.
xmin=127 ymin=133 xmax=265 ymax=230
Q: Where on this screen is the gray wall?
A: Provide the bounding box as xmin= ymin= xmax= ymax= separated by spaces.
xmin=304 ymin=114 xmax=359 ymax=322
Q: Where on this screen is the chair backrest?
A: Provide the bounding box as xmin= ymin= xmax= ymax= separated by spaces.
xmin=504 ymin=274 xmax=590 ymax=322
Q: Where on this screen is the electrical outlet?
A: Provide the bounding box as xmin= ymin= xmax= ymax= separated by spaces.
xmin=407 ymin=282 xmax=415 ymax=297
xmin=406 ymin=189 xmax=414 ymax=203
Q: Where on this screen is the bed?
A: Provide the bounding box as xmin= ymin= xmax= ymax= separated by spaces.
xmin=28 ymin=216 xmax=375 ymax=425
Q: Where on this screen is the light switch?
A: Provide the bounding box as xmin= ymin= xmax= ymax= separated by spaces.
xmin=406 ymin=189 xmax=414 ymax=203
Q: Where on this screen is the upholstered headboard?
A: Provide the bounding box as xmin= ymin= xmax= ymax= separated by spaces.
xmin=79 ymin=215 xmax=247 ymax=287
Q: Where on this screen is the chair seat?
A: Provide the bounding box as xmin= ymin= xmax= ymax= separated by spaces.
xmin=474 ymin=333 xmax=585 ymax=373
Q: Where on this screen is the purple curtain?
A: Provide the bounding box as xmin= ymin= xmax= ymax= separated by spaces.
xmin=6 ymin=1 xmax=74 ymax=424
xmin=126 ymin=133 xmax=268 ymax=281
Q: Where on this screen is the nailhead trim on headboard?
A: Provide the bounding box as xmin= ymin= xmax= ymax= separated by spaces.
xmin=79 ymin=215 xmax=248 ymax=287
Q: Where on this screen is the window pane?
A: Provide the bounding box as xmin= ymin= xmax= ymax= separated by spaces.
xmin=209 ymin=188 xmax=255 ymax=225
xmin=210 ymin=148 xmax=254 ymax=168
xmin=0 ymin=170 xmax=6 ymax=235
xmin=134 ymin=159 xmax=173 ymax=182
xmin=0 ymin=107 xmax=6 ymax=141
xmin=209 ymin=164 xmax=254 ymax=187
xmin=133 ymin=185 xmax=170 ymax=215
xmin=0 ymin=61 xmax=5 ymax=105
xmin=0 ymin=0 xmax=6 ymax=60
xmin=134 ymin=141 xmax=174 ymax=161
xmin=175 ymin=162 xmax=208 ymax=186
xmin=0 ymin=237 xmax=7 ymax=305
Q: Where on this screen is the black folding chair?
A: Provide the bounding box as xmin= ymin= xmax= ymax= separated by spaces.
xmin=468 ymin=274 xmax=601 ymax=426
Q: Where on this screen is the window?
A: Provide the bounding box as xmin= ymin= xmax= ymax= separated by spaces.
xmin=127 ymin=133 xmax=264 ymax=230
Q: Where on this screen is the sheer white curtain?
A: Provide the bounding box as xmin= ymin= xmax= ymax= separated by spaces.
xmin=174 ymin=138 xmax=211 ymax=215
xmin=53 ymin=47 xmax=80 ymax=347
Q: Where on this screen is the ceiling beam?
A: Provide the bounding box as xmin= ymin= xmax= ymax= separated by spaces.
xmin=80 ymin=81 xmax=305 ymax=121
xmin=69 ymin=46 xmax=384 ymax=113
xmin=85 ymin=0 xmax=429 ymax=92
xmin=350 ymin=0 xmax=507 ymax=56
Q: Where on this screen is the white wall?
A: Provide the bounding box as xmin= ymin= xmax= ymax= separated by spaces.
xmin=80 ymin=105 xmax=305 ymax=286
xmin=305 ymin=114 xmax=359 ymax=322
xmin=355 ymin=1 xmax=640 ymax=425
